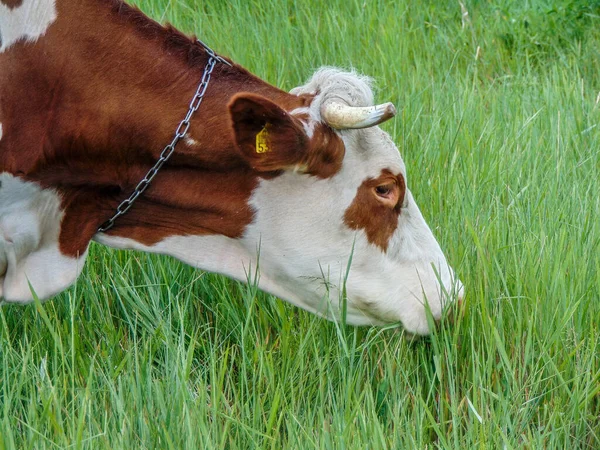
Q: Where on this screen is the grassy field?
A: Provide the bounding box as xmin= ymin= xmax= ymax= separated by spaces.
xmin=2 ymin=0 xmax=600 ymax=448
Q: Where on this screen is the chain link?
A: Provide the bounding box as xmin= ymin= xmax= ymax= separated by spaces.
xmin=98 ymin=42 xmax=230 ymax=233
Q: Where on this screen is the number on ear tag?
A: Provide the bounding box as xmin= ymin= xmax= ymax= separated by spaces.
xmin=256 ymin=125 xmax=270 ymax=153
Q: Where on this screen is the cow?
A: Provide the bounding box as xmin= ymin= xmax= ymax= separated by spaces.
xmin=0 ymin=0 xmax=463 ymax=336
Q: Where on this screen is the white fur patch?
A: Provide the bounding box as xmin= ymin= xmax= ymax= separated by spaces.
xmin=184 ymin=137 xmax=198 ymax=147
xmin=0 ymin=0 xmax=57 ymax=53
xmin=94 ymin=233 xmax=254 ymax=284
xmin=0 ymin=173 xmax=87 ymax=302
xmin=0 ymin=123 xmax=3 ymax=141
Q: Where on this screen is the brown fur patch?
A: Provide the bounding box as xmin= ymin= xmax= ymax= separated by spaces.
xmin=303 ymin=122 xmax=345 ymax=178
xmin=344 ymin=170 xmax=406 ymax=252
xmin=0 ymin=0 xmax=23 ymax=9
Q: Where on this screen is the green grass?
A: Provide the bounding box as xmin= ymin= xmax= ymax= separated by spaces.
xmin=2 ymin=0 xmax=600 ymax=448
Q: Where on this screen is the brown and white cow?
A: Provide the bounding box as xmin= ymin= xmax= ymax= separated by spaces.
xmin=0 ymin=0 xmax=463 ymax=335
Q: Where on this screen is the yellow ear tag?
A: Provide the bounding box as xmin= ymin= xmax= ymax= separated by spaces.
xmin=255 ymin=125 xmax=270 ymax=154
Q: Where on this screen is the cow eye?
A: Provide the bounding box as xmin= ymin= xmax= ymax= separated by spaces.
xmin=373 ymin=180 xmax=401 ymax=208
xmin=375 ymin=183 xmax=394 ymax=198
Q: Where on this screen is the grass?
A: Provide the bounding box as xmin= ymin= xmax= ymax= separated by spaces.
xmin=2 ymin=0 xmax=600 ymax=448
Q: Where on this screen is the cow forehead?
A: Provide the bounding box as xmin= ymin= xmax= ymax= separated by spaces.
xmin=342 ymin=127 xmax=406 ymax=181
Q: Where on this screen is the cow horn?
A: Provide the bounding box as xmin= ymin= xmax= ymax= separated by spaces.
xmin=321 ymin=101 xmax=396 ymax=129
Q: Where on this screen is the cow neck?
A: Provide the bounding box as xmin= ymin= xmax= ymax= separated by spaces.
xmin=2 ymin=0 xmax=307 ymax=256
xmin=96 ymin=40 xmax=231 ymax=233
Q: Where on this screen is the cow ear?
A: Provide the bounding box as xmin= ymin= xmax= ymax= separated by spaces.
xmin=229 ymin=93 xmax=308 ymax=172
xmin=229 ymin=93 xmax=345 ymax=177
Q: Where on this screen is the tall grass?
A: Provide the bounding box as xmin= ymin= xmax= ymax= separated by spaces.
xmin=1 ymin=0 xmax=599 ymax=448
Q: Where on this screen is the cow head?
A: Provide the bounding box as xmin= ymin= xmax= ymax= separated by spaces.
xmin=223 ymin=68 xmax=464 ymax=335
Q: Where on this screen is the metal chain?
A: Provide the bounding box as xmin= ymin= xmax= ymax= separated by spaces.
xmin=98 ymin=41 xmax=231 ymax=233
